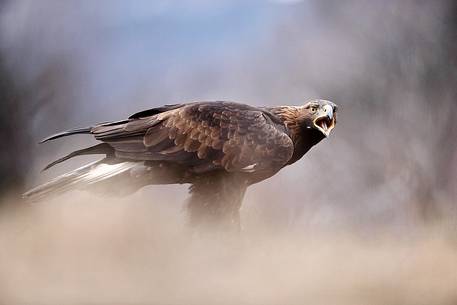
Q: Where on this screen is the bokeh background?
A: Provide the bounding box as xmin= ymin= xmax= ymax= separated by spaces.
xmin=0 ymin=1 xmax=456 ymax=304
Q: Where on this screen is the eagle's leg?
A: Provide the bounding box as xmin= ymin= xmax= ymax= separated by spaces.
xmin=187 ymin=172 xmax=247 ymax=231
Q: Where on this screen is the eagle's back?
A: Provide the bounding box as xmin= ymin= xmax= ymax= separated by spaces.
xmin=89 ymin=101 xmax=294 ymax=177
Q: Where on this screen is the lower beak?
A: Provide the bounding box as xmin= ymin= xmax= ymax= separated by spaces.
xmin=313 ymin=107 xmax=336 ymax=137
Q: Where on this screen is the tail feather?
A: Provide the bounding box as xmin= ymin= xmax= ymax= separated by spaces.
xmin=23 ymin=160 xmax=139 ymax=201
xmin=40 ymin=127 xmax=92 ymax=143
xmin=42 ymin=143 xmax=114 ymax=171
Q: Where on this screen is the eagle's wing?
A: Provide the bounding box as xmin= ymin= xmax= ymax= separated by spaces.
xmin=91 ymin=102 xmax=293 ymax=173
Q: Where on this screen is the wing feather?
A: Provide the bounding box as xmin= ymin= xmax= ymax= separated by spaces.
xmin=90 ymin=101 xmax=294 ymax=173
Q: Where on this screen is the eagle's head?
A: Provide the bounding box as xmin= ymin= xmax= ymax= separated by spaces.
xmin=301 ymin=99 xmax=338 ymax=137
xmin=272 ymin=99 xmax=338 ymax=165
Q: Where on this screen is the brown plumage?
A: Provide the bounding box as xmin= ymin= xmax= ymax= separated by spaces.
xmin=24 ymin=99 xmax=338 ymax=229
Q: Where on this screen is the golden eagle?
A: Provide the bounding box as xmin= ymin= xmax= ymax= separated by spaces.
xmin=24 ymin=100 xmax=337 ymax=228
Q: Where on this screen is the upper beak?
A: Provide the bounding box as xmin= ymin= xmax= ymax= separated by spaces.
xmin=313 ymin=104 xmax=336 ymax=137
xmin=323 ymin=104 xmax=334 ymax=120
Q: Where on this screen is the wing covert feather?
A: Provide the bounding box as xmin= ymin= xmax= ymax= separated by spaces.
xmin=92 ymin=102 xmax=294 ymax=173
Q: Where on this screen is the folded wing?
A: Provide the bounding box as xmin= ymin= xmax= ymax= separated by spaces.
xmin=90 ymin=101 xmax=294 ymax=174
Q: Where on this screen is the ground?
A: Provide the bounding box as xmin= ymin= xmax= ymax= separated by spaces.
xmin=0 ymin=193 xmax=456 ymax=305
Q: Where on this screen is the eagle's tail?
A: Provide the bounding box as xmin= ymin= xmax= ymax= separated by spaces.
xmin=39 ymin=127 xmax=92 ymax=143
xmin=23 ymin=160 xmax=141 ymax=201
xmin=42 ymin=143 xmax=114 ymax=171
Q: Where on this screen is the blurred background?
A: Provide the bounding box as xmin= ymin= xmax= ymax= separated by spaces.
xmin=0 ymin=1 xmax=456 ymax=304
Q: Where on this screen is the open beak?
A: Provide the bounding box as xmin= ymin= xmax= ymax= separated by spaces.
xmin=313 ymin=104 xmax=336 ymax=137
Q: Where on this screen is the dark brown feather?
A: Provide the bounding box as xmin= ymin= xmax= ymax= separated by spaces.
xmin=86 ymin=101 xmax=294 ymax=174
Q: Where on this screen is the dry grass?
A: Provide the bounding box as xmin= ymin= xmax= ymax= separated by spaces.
xmin=0 ymin=192 xmax=456 ymax=305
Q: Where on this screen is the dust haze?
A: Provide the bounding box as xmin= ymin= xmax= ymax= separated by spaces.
xmin=1 ymin=194 xmax=456 ymax=305
xmin=0 ymin=1 xmax=456 ymax=304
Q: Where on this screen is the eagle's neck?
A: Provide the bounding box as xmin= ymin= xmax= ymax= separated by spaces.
xmin=269 ymin=106 xmax=325 ymax=165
